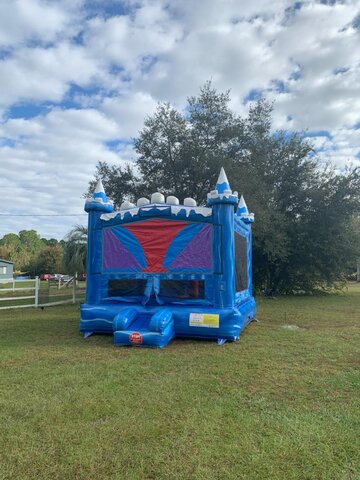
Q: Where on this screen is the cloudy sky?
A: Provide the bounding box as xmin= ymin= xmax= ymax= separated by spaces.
xmin=0 ymin=0 xmax=359 ymax=239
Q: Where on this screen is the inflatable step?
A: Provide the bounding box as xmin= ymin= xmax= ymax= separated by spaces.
xmin=113 ymin=308 xmax=175 ymax=348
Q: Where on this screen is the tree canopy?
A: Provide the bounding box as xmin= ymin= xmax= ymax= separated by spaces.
xmin=89 ymin=82 xmax=360 ymax=294
xmin=0 ymin=230 xmax=65 ymax=275
xmin=62 ymin=225 xmax=87 ymax=275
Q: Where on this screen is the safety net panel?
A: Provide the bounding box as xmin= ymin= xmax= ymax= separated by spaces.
xmin=108 ymin=279 xmax=147 ymax=297
xmin=235 ymin=232 xmax=248 ymax=292
xmin=102 ymin=219 xmax=213 ymax=274
xmin=159 ymin=280 xmax=205 ymax=299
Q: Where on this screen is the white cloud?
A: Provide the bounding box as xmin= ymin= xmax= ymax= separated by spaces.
xmin=100 ymin=91 xmax=158 ymax=138
xmin=82 ymin=4 xmax=182 ymax=76
xmin=0 ymin=0 xmax=82 ymax=48
xmin=0 ymin=108 xmax=127 ymax=237
xmin=0 ymin=42 xmax=104 ymax=109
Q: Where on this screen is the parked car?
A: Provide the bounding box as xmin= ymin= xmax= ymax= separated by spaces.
xmin=49 ymin=273 xmax=63 ymax=280
xmin=40 ymin=273 xmax=52 ymax=281
xmin=49 ymin=274 xmax=72 ymax=283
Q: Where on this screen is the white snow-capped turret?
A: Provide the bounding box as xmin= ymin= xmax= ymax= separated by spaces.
xmin=207 ymin=167 xmax=238 ymax=206
xmin=137 ymin=197 xmax=150 ymax=207
xmin=166 ymin=195 xmax=179 ymax=205
xmin=184 ymin=197 xmax=197 ymax=207
xmin=94 ymin=179 xmax=105 ymax=194
xmin=151 ymin=192 xmax=165 ymax=204
xmin=236 ymin=195 xmax=249 ymax=216
xmin=237 ymin=195 xmax=254 ymax=223
xmin=216 ymin=167 xmax=231 ymax=193
xmin=85 ymin=178 xmax=113 ymax=213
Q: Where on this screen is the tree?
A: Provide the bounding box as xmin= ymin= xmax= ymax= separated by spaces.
xmin=41 ymin=237 xmax=60 ymax=247
xmin=88 ymin=82 xmax=360 ymax=294
xmin=88 ymin=162 xmax=140 ymax=208
xmin=0 ymin=230 xmax=46 ymax=272
xmin=63 ymin=225 xmax=87 ymax=274
xmin=28 ymin=245 xmax=64 ymax=276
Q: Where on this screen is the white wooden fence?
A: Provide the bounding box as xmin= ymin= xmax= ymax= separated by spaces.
xmin=0 ymin=276 xmax=85 ymax=310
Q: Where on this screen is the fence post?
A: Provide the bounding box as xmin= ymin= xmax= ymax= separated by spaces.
xmin=13 ymin=279 xmax=15 ymax=291
xmin=72 ymin=273 xmax=76 ymax=304
xmin=35 ymin=276 xmax=39 ymax=308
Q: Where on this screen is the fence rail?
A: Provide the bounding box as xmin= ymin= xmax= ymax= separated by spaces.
xmin=0 ymin=276 xmax=85 ymax=310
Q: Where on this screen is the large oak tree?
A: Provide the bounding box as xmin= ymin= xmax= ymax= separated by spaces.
xmin=89 ymin=82 xmax=360 ymax=294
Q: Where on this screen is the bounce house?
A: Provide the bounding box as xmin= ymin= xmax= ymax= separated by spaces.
xmin=80 ymin=168 xmax=256 ymax=348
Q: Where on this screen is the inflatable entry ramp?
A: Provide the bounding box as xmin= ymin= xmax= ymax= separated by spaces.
xmin=113 ymin=308 xmax=175 ymax=348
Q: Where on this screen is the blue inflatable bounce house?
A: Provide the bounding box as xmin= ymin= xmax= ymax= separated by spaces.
xmin=80 ymin=168 xmax=256 ymax=348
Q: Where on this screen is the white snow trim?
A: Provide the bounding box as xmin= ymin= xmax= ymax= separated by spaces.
xmin=101 ymin=212 xmax=120 ymax=221
xmin=86 ymin=197 xmax=113 ymax=206
xmin=141 ymin=205 xmax=169 ymax=212
xmin=207 ymin=192 xmax=238 ymax=200
xmin=101 ymin=208 xmax=140 ymax=220
xmin=241 ymin=212 xmax=254 ymax=220
xmin=100 ymin=204 xmax=212 ymax=221
xmin=171 ymin=205 xmax=212 ymax=217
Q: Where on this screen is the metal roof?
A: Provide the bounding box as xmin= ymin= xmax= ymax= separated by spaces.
xmin=0 ymin=259 xmax=14 ymax=264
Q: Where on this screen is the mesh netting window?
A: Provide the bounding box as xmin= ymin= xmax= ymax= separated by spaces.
xmin=159 ymin=280 xmax=205 ymax=299
xmin=235 ymin=233 xmax=248 ymax=292
xmin=108 ymin=279 xmax=147 ymax=297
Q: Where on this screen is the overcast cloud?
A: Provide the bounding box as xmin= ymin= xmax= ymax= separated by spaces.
xmin=0 ymin=0 xmax=359 ymax=239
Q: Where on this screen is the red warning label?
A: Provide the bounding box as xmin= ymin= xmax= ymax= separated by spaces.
xmin=129 ymin=332 xmax=143 ymax=344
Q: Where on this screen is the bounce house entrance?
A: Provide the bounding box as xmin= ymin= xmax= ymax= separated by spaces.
xmin=108 ymin=277 xmax=205 ymax=305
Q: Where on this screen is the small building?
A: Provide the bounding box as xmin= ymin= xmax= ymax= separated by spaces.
xmin=0 ymin=259 xmax=14 ymax=282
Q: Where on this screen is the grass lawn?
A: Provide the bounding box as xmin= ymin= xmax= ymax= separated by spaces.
xmin=0 ymin=285 xmax=359 ymax=480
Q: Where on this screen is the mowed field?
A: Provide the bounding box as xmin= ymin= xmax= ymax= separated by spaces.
xmin=0 ymin=285 xmax=359 ymax=480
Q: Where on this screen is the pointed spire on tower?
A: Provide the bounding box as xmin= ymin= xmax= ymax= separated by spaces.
xmin=85 ymin=178 xmax=113 ymax=213
xmin=207 ymin=167 xmax=238 ymax=206
xmin=236 ymin=195 xmax=249 ymax=216
xmin=216 ymin=167 xmax=231 ymax=194
xmin=237 ymin=195 xmax=254 ymax=223
xmin=92 ymin=179 xmax=107 ymax=202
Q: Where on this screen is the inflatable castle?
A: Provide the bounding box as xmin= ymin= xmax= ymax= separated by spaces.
xmin=80 ymin=168 xmax=256 ymax=348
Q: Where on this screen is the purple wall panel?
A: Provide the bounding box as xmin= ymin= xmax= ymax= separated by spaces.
xmin=169 ymin=224 xmax=212 ymax=270
xmin=103 ymin=229 xmax=141 ymax=271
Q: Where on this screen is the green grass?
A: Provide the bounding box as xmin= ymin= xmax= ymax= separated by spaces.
xmin=0 ymin=285 xmax=359 ymax=480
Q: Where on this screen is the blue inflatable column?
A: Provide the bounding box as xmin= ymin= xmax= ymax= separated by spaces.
xmin=208 ymin=168 xmax=238 ymax=308
xmin=84 ymin=180 xmax=113 ymax=305
xmin=236 ymin=195 xmax=255 ymax=296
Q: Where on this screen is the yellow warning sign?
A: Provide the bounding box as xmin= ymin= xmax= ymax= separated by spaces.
xmin=189 ymin=313 xmax=219 ymax=328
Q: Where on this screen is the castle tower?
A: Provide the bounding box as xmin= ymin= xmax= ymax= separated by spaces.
xmin=84 ymin=180 xmax=113 ymax=304
xmin=236 ymin=195 xmax=254 ymax=223
xmin=207 ymin=168 xmax=238 ymax=307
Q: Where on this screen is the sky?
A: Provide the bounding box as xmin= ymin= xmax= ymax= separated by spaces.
xmin=0 ymin=0 xmax=359 ymax=240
